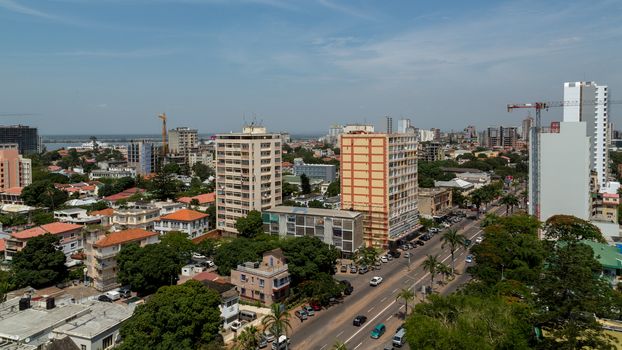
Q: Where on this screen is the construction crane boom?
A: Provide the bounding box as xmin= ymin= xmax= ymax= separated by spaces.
xmin=507 ymin=98 xmax=621 ymax=220
xmin=158 ymin=113 xmax=168 ymax=156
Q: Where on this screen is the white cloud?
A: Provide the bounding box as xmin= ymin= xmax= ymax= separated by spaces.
xmin=0 ymin=0 xmax=59 ymax=20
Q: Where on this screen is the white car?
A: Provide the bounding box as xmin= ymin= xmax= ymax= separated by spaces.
xmin=370 ymin=276 xmax=383 ymax=286
xmin=475 ymin=236 xmax=483 ymax=244
xmin=192 ymin=253 xmax=206 ymax=259
xmin=465 ymin=255 xmax=474 ymax=263
xmin=230 ymin=320 xmax=247 ymax=332
xmin=380 ymin=256 xmax=388 ymax=263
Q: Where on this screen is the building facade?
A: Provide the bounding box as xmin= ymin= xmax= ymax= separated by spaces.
xmin=262 ymin=206 xmax=363 ymax=256
xmin=215 ymin=126 xmax=282 ymax=234
xmin=340 ymin=132 xmax=419 ymax=248
xmin=522 ymin=116 xmax=533 ymax=141
xmin=418 ymin=187 xmax=453 ymax=219
xmin=563 ymin=81 xmax=609 ymax=191
xmin=0 ymin=145 xmax=32 ymax=191
xmin=168 ymin=127 xmax=198 ymax=162
xmin=111 ymin=203 xmax=160 ymax=231
xmin=292 ymin=163 xmax=337 ymax=182
xmin=6 ymin=222 xmax=83 ymax=260
xmin=0 ymin=125 xmax=40 ymax=154
xmin=127 ymin=140 xmax=159 ymax=175
xmin=230 ymin=249 xmax=290 ymax=306
xmin=418 ymin=142 xmax=444 ymax=162
xmin=154 ymin=208 xmax=210 ymax=239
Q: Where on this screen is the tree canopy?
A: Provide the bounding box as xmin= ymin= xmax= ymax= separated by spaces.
xmin=116 ymin=243 xmax=183 ymax=295
xmin=21 ymin=180 xmax=68 ymax=209
xmin=235 ymin=210 xmax=264 ymax=238
xmin=11 ymin=234 xmax=68 ymax=288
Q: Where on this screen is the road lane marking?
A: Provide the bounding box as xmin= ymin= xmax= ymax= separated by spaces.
xmin=381 ymin=297 xmax=387 ymax=303
xmin=320 ymin=345 xmax=327 ymax=350
xmin=392 ymin=288 xmax=398 ymax=293
xmin=354 ymin=342 xmax=363 ymax=350
xmin=337 ymin=330 xmax=344 ymax=338
xmin=368 ymin=306 xmax=375 ymax=312
xmin=344 ymin=301 xmax=397 ymax=344
xmin=386 ymin=315 xmax=392 ymax=321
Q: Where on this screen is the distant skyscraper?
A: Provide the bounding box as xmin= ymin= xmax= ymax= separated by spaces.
xmin=500 ymin=126 xmax=518 ymax=148
xmin=522 ymin=116 xmax=533 ymax=141
xmin=0 ymin=125 xmax=40 ymax=155
xmin=128 ymin=140 xmax=159 ymax=175
xmin=563 ymin=81 xmax=609 ymax=190
xmin=432 ymin=128 xmax=441 ymax=141
xmin=386 ymin=116 xmax=393 ymax=134
xmin=464 ymin=125 xmax=477 ymax=139
xmin=397 ymin=118 xmax=411 ymax=133
xmin=168 ymin=127 xmax=198 ymax=162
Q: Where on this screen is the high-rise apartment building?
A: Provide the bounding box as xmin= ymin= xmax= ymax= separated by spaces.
xmin=500 ymin=126 xmax=518 ymax=148
xmin=215 ymin=125 xmax=282 ymax=234
xmin=418 ymin=142 xmax=444 ymax=162
xmin=168 ymin=127 xmax=198 ymax=161
xmin=386 ymin=116 xmax=393 ymax=134
xmin=522 ymin=116 xmax=533 ymax=141
xmin=397 ymin=119 xmax=411 ymax=134
xmin=464 ymin=125 xmax=477 ymax=140
xmin=127 ymin=140 xmax=159 ymax=175
xmin=0 ymin=145 xmax=32 ymax=191
xmin=563 ymin=81 xmax=609 ymax=190
xmin=0 ymin=125 xmax=40 ymax=154
xmin=340 ymin=132 xmax=419 ymax=248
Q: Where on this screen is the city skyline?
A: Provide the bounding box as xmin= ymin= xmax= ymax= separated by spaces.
xmin=1 ymin=0 xmax=621 ymax=134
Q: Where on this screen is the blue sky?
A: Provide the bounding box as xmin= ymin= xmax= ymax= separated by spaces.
xmin=1 ymin=0 xmax=621 ymax=135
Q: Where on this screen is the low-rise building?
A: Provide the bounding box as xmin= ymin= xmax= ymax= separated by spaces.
xmin=89 ymin=168 xmax=136 ymax=180
xmin=262 ymin=206 xmax=363 ymax=256
xmin=293 ymin=163 xmax=337 ymax=182
xmin=177 ymin=192 xmax=216 ymax=211
xmin=199 ymin=280 xmax=240 ymax=329
xmin=456 ymin=172 xmax=491 ymax=188
xmin=230 ymin=249 xmax=290 ymax=306
xmin=154 ymin=209 xmax=210 ymax=239
xmin=54 ymin=208 xmax=103 ymax=225
xmin=0 ymin=186 xmax=23 ymax=204
xmin=86 ymin=228 xmax=159 ymax=291
xmin=111 ymin=203 xmax=160 ymax=231
xmin=89 ymin=208 xmax=114 ymax=228
xmin=103 ymin=187 xmax=145 ymax=203
xmin=434 ymin=179 xmax=475 ymax=192
xmin=152 ymin=200 xmax=186 ymax=216
xmin=592 ymin=192 xmax=620 ymax=224
xmin=418 ymin=187 xmax=453 ymax=219
xmin=6 ymin=222 xmax=83 ymax=260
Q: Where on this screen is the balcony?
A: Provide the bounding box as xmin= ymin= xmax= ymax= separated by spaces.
xmin=236 ymin=264 xmax=289 ymax=278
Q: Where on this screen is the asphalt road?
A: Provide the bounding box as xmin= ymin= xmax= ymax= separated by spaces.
xmin=288 ymin=203 xmax=508 ymax=350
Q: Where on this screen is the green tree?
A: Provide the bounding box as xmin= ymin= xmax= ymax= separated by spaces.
xmin=162 ymin=163 xmax=181 ymax=175
xmin=206 ymin=204 xmax=216 ymax=229
xmin=452 ymin=188 xmax=467 ymax=208
xmin=119 ymin=280 xmax=223 ymax=350
xmin=0 ymin=270 xmax=12 ymax=303
xmin=307 ymin=199 xmax=326 ymax=208
xmin=300 ymin=174 xmax=311 ymax=194
xmin=150 ymin=172 xmax=182 ymax=201
xmin=500 ymin=194 xmax=519 ymax=216
xmin=396 ymin=288 xmax=415 ymax=316
xmin=192 ymin=162 xmax=214 ymax=181
xmin=159 ymin=231 xmax=195 ymax=263
xmin=298 ymin=273 xmax=345 ymax=306
xmin=422 ymin=254 xmax=441 ymax=292
xmin=262 ymin=303 xmax=292 ymax=348
xmin=196 ymin=238 xmax=216 ymax=258
xmin=235 ymin=325 xmax=261 ymax=350
xmin=331 ymin=340 xmax=347 ymax=350
xmin=419 ymin=217 xmax=438 ymax=231
xmin=282 ymin=181 xmax=298 ymax=198
xmin=235 ymin=210 xmax=264 ymax=238
xmin=214 ymin=237 xmax=278 ymax=276
xmin=544 ymin=214 xmax=606 ymax=243
xmin=355 ymin=246 xmax=380 ymax=268
xmin=280 ymin=236 xmax=340 ymax=286
xmin=325 ymin=179 xmax=340 ymax=197
xmin=21 ymin=181 xmax=68 ymax=209
xmin=440 ymin=229 xmax=466 ymax=274
xmin=11 ymin=233 xmax=68 ymax=288
xmin=116 ymin=243 xmax=182 ymax=295
xmin=31 ymin=210 xmax=55 ymax=225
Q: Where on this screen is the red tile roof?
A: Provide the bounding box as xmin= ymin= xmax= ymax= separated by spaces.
xmin=160 ymin=209 xmax=208 ymax=222
xmin=0 ymin=238 xmax=5 ymax=252
xmin=90 ymin=208 xmax=114 ymax=216
xmin=12 ymin=222 xmax=82 ymax=240
xmin=104 ymin=187 xmax=145 ymax=201
xmin=192 ymin=271 xmax=220 ymax=282
xmin=2 ymin=187 xmax=23 ymax=195
xmin=177 ymin=192 xmax=215 ymax=205
xmin=94 ymin=228 xmax=158 ymax=248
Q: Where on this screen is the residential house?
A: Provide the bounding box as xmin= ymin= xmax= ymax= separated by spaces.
xmin=90 ymin=208 xmax=114 ymax=228
xmin=54 ymin=208 xmax=103 ymax=225
xmin=0 ymin=186 xmax=23 ymax=204
xmin=176 ymin=192 xmax=216 ymax=211
xmin=200 ymin=279 xmax=240 ymax=329
xmin=103 ymin=187 xmax=145 ymax=203
xmin=418 ymin=187 xmax=453 ymax=219
xmin=86 ymin=228 xmax=159 ymax=291
xmin=152 ymin=200 xmax=186 ymax=216
xmin=154 ymin=209 xmax=210 ymax=239
xmin=5 ymin=222 xmax=83 ymax=260
xmin=230 ymin=248 xmax=290 ymax=306
xmin=111 ymin=203 xmax=160 ymax=231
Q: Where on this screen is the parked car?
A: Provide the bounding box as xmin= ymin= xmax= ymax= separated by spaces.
xmin=303 ymin=305 xmax=315 ymax=316
xmin=380 ymin=256 xmax=389 ymax=263
xmin=386 ymin=254 xmax=393 ymax=261
xmin=310 ymin=302 xmax=322 ymax=311
xmin=340 ymin=265 xmax=348 ymax=273
xmin=465 ymin=255 xmax=473 ymax=263
xmin=390 ymin=251 xmax=401 ymax=258
xmin=350 ymin=265 xmax=358 ymax=273
xmin=192 ymin=253 xmax=206 ymax=259
xmin=295 ymin=310 xmax=308 ymax=321
xmin=370 ymin=276 xmax=383 ymax=286
xmin=359 ymin=265 xmax=369 ymax=274
xmin=393 ymin=329 xmax=406 ymax=347
xmin=340 ymin=280 xmax=354 ymax=295
xmin=272 ymin=335 xmax=290 ymax=350
xmin=353 ymin=315 xmax=368 ymax=326
xmin=475 ymin=236 xmax=483 ymax=244
xmin=230 ymin=320 xmax=245 ymax=331
xmin=97 ymin=295 xmax=112 ymax=302
xmin=263 ymin=330 xmax=275 ymax=342
xmin=375 ymin=260 xmax=382 ymax=267
xmin=118 ymin=287 xmax=131 ymax=298
xmin=371 ymin=323 xmax=387 ymax=339
xmin=464 ymin=239 xmax=472 ymax=247
xmin=421 ymin=234 xmax=431 ymax=241
xmin=259 ymin=336 xmax=268 ymax=348
xmin=416 ymin=240 xmax=425 ymax=246
xmin=403 ymin=252 xmax=411 ymax=259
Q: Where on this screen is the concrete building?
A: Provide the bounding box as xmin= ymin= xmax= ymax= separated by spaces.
xmin=591 ymin=192 xmax=619 ymax=224
xmin=293 ymin=163 xmax=337 ymax=182
xmin=418 ymin=187 xmax=453 ymax=219
xmin=418 ymin=142 xmax=444 ymax=162
xmin=0 ymin=125 xmax=40 ymax=154
xmin=111 ymin=203 xmax=160 ymax=231
xmin=341 ymin=132 xmax=419 ymax=248
xmin=456 ymin=172 xmax=491 ymax=189
xmin=86 ymin=228 xmax=159 ymax=291
xmin=89 ymin=168 xmax=136 ymax=180
xmin=154 ymin=208 xmax=210 ymax=239
xmin=500 ymin=126 xmax=518 ymax=148
xmin=54 ymin=208 xmax=103 ymax=225
xmin=563 ymin=81 xmax=610 ymax=191
xmin=397 ymin=118 xmax=413 ymax=134
xmin=522 ymin=116 xmax=533 ymax=141
xmin=168 ymin=127 xmax=198 ymax=162
xmin=230 ymin=248 xmax=290 ymax=306
xmin=177 ymin=192 xmax=216 ymax=211
xmin=127 ymin=140 xmax=159 ymax=175
xmin=417 ymin=129 xmax=435 ymax=142
xmin=262 ymin=206 xmax=364 ymax=256
xmin=0 ymin=145 xmax=32 ymax=191
xmin=386 ymin=116 xmax=393 ymax=134
xmin=532 ymin=121 xmax=591 ymax=221
xmin=199 ymin=279 xmax=240 ymax=329
xmin=215 ymin=125 xmax=282 ymax=234
xmin=0 ymin=186 xmax=24 ymax=204
xmin=6 ymin=222 xmax=83 ymax=260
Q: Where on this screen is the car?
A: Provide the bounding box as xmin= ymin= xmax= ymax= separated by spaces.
xmin=396 ymin=323 xmax=405 ymax=333
xmin=205 ymin=260 xmax=215 ymax=267
xmin=263 ymin=330 xmax=275 ymax=342
xmin=340 ymin=280 xmax=354 ymax=295
xmin=350 ymin=265 xmax=358 ymax=273
xmin=303 ymin=305 xmax=315 ymax=316
xmin=192 ymin=253 xmax=206 ymax=259
xmin=310 ymin=302 xmax=322 ymax=311
xmin=258 ymin=336 xmax=268 ymax=348
xmin=370 ymin=276 xmax=383 ymax=286
xmin=340 ymin=265 xmax=348 ymax=273
xmin=441 ymin=222 xmax=450 ymax=228
xmin=386 ymin=254 xmax=393 ymax=261
xmin=371 ymin=323 xmax=387 ymax=339
xmin=466 ymin=255 xmax=473 ymax=263
xmin=421 ymin=234 xmax=431 ymax=241
xmin=97 ymin=295 xmax=112 ymax=302
xmin=230 ymin=320 xmax=245 ymax=332
xmin=375 ymin=260 xmax=382 ymax=267
xmin=359 ymin=265 xmax=369 ymax=274
xmin=391 ymin=251 xmax=401 ymax=258
xmin=475 ymin=236 xmax=483 ymax=244
xmin=353 ymin=315 xmax=368 ymax=326
xmin=272 ymin=335 xmax=290 ymax=350
xmin=403 ymin=252 xmax=411 ymax=259
xmin=118 ymin=287 xmax=131 ymax=298
xmin=464 ymin=239 xmax=472 ymax=247
xmin=295 ymin=310 xmax=308 ymax=321
xmin=380 ymin=256 xmax=389 ymax=263
xmin=415 ymin=240 xmax=425 ymax=246
xmin=430 ymin=227 xmax=439 ymax=233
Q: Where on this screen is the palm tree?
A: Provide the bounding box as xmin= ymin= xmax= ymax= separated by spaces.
xmin=395 ymin=288 xmax=415 ymax=316
xmin=440 ymin=229 xmax=466 ymax=275
xmin=437 ymin=263 xmax=453 ymax=283
xmin=262 ymin=303 xmax=292 ymax=349
xmin=331 ymin=340 xmax=348 ymax=350
xmin=234 ymin=325 xmax=260 ymax=350
xmin=500 ymin=194 xmax=519 ymax=215
xmin=422 ymin=254 xmax=441 ymax=292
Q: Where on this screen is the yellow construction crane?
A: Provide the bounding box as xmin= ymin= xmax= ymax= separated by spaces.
xmin=158 ymin=113 xmax=168 ymax=156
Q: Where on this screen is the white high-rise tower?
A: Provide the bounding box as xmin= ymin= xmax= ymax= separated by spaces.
xmin=563 ymin=81 xmax=609 ymax=190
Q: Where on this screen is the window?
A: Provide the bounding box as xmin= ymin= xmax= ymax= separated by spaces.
xmin=241 ymin=274 xmax=246 ymax=282
xmin=102 ymin=334 xmax=114 ymax=349
xmin=81 ymin=346 xmax=86 ymax=350
xmin=259 ymin=279 xmax=265 ymax=287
